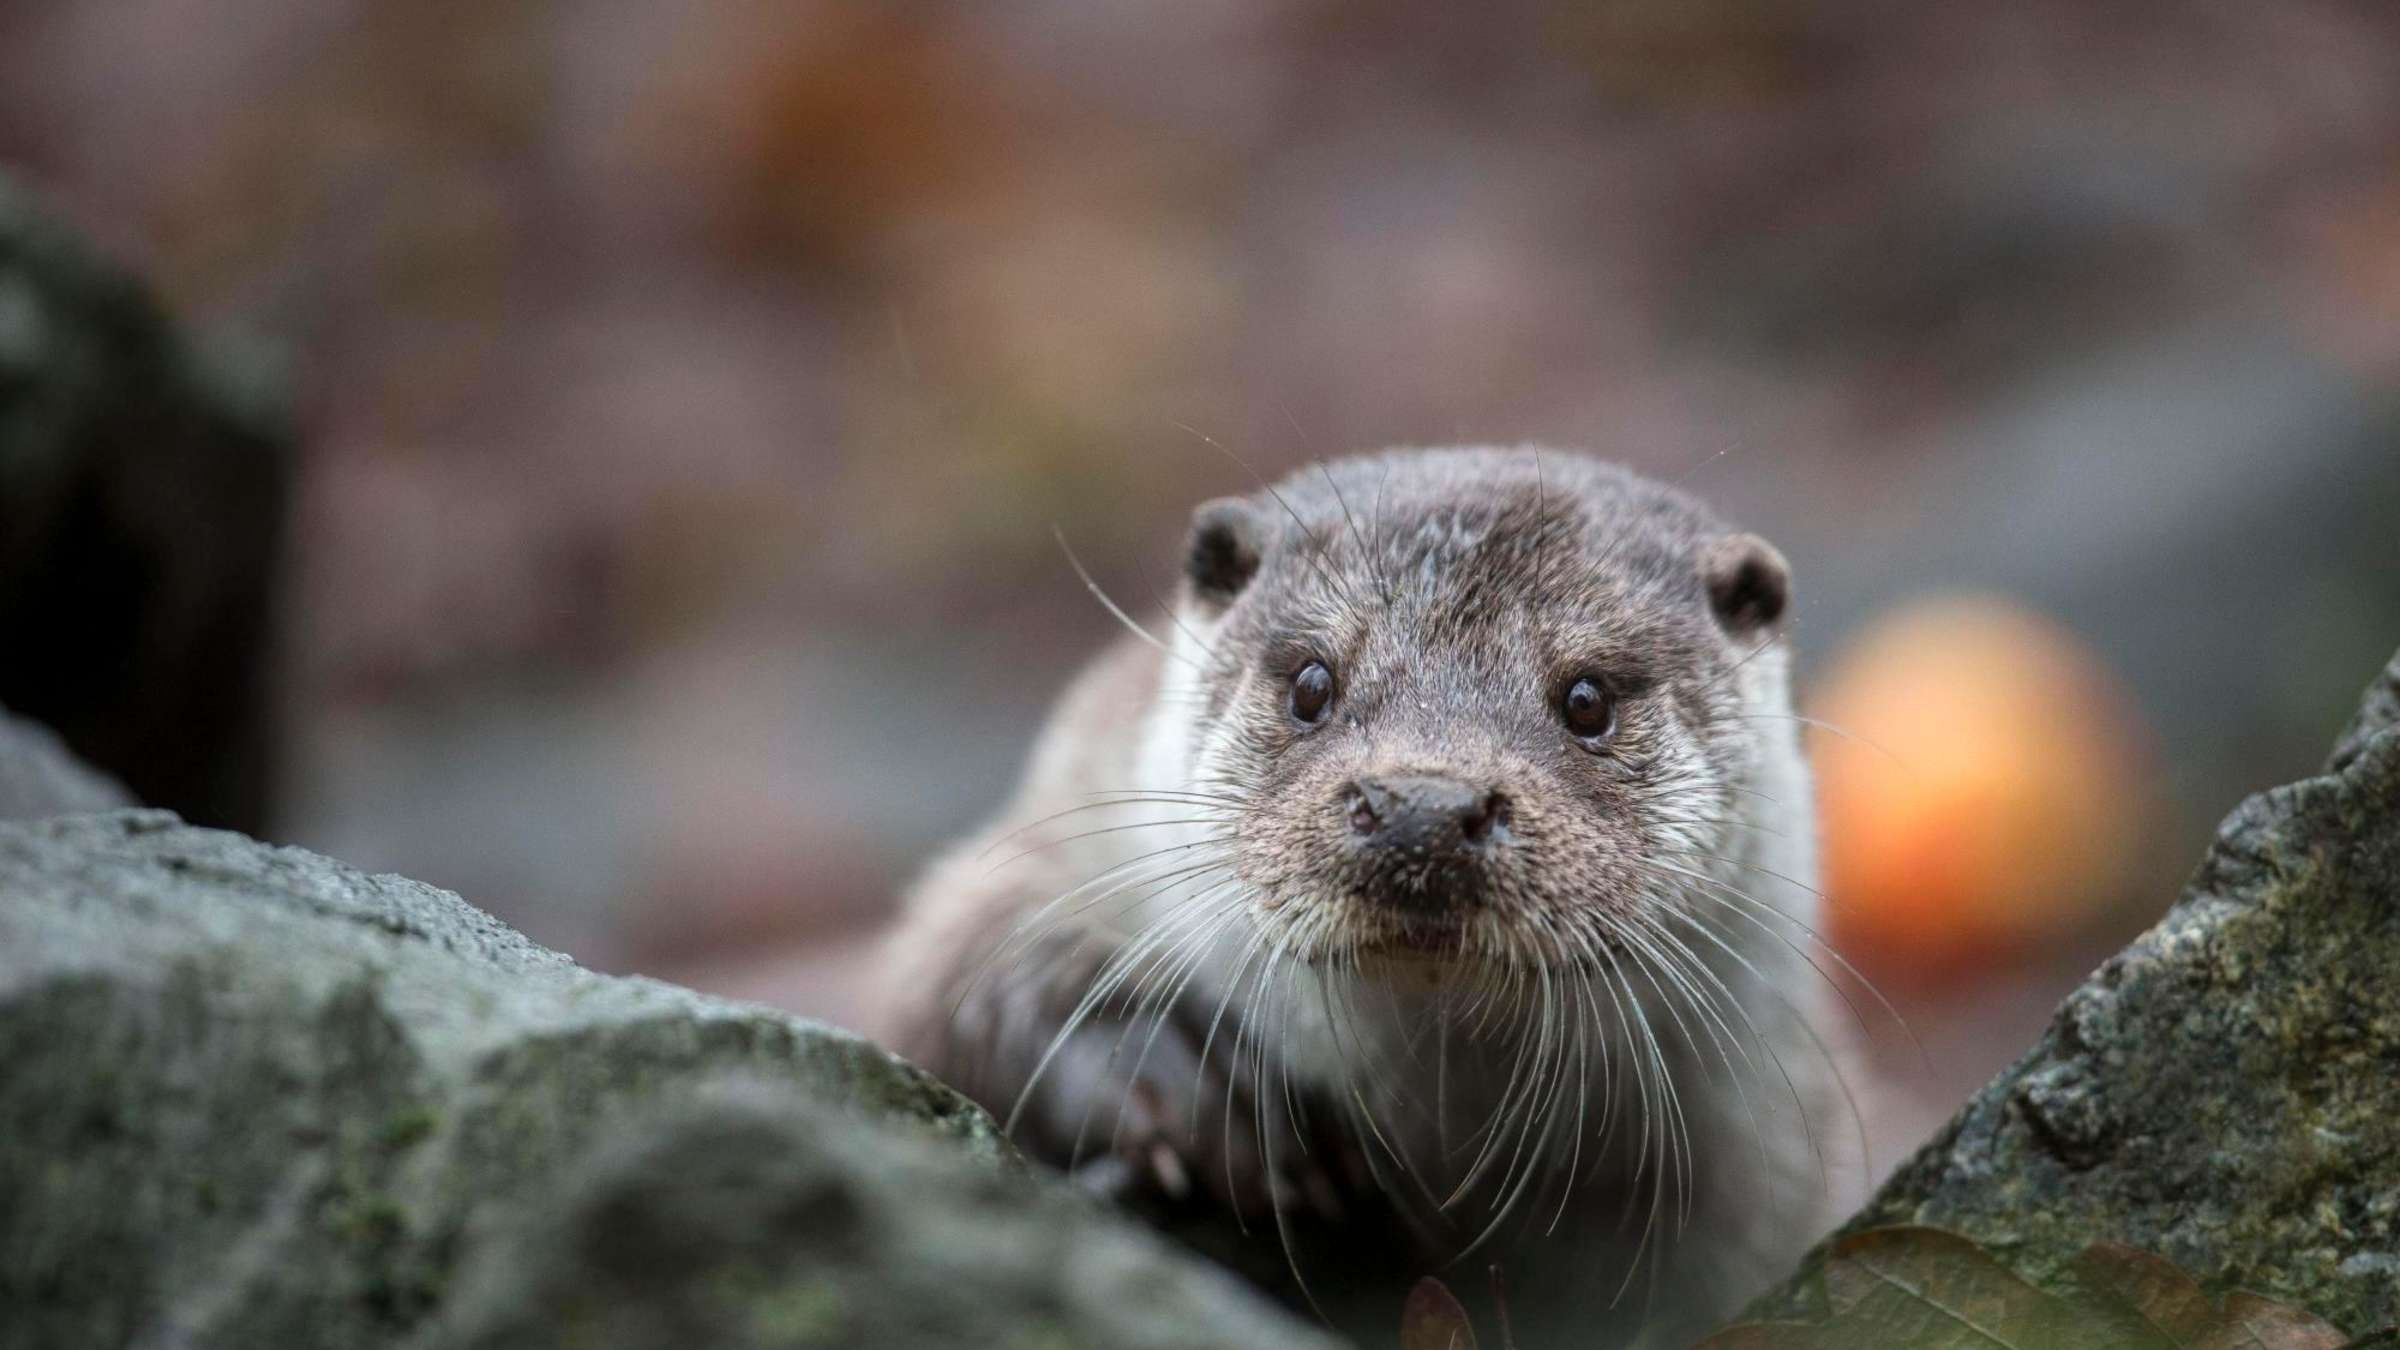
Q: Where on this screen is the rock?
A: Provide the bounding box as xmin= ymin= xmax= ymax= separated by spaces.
xmin=0 ymin=813 xmax=1335 ymax=1350
xmin=0 ymin=705 xmax=135 ymax=819
xmin=1745 ymin=646 xmax=2400 ymax=1333
xmin=434 ymin=1089 xmax=1327 ymax=1350
xmin=0 ymin=175 xmax=290 ymax=834
xmin=2331 ymin=650 xmax=2400 ymax=774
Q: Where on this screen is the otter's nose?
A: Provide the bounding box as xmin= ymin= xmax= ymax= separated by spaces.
xmin=1344 ymin=776 xmax=1508 ymax=853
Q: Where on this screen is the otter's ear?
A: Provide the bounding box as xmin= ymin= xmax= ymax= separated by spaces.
xmin=1185 ymin=496 xmax=1264 ymax=608
xmin=1702 ymin=533 xmax=1790 ymax=634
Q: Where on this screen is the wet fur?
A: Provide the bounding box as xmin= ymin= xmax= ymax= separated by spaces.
xmin=876 ymin=447 xmax=1851 ymax=1346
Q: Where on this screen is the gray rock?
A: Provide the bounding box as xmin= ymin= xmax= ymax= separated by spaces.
xmin=434 ymin=1088 xmax=1329 ymax=1350
xmin=0 ymin=812 xmax=1335 ymax=1350
xmin=0 ymin=174 xmax=290 ymax=834
xmin=2331 ymin=648 xmax=2400 ymax=774
xmin=0 ymin=705 xmax=135 ymax=819
xmin=1745 ymin=645 xmax=2400 ymax=1333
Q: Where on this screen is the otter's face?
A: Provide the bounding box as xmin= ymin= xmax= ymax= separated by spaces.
xmin=1174 ymin=452 xmax=1791 ymax=980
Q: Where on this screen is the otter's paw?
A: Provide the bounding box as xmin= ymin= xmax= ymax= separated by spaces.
xmin=1046 ymin=1017 xmax=1372 ymax=1228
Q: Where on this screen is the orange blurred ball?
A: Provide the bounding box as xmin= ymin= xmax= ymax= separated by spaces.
xmin=1809 ymin=597 xmax=2149 ymax=974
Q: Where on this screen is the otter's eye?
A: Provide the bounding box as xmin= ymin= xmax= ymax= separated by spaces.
xmin=1290 ymin=661 xmax=1334 ymax=725
xmin=1561 ymin=676 xmax=1617 ymax=743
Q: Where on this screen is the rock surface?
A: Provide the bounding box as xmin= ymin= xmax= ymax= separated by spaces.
xmin=0 ymin=706 xmax=134 ymax=820
xmin=0 ymin=812 xmax=1336 ymax=1350
xmin=0 ymin=175 xmax=290 ymax=834
xmin=1747 ymin=646 xmax=2400 ymax=1333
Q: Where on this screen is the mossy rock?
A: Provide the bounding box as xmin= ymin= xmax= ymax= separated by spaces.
xmin=1746 ymin=646 xmax=2400 ymax=1333
xmin=0 ymin=812 xmax=1334 ymax=1349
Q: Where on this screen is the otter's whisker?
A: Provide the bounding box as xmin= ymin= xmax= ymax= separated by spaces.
xmin=1723 ymin=711 xmax=1914 ymax=774
xmin=1623 ymin=910 xmax=1779 ymax=1218
xmin=984 ymin=816 xmax=1230 ymax=876
xmin=1079 ymin=784 xmax=1252 ymax=804
xmin=957 ymin=850 xmax=1234 ymax=1018
xmin=1019 ymin=872 xmax=1241 ymax=1153
xmin=1104 ymin=884 xmax=1249 ymax=1157
xmin=1646 ymin=916 xmax=1879 ymax=1201
xmin=1256 ymin=943 xmax=1333 ymax=1324
xmin=1540 ymin=955 xmax=1594 ymax=1238
xmin=1170 ymin=420 xmax=1361 ymax=611
xmin=1188 ymin=923 xmax=1271 ymax=1145
xmin=1607 ymin=922 xmax=1705 ymax=1234
xmin=1313 ymin=457 xmax=1395 ymax=611
xmin=1454 ymin=941 xmax=1573 ymax=1261
xmin=1658 ymin=901 xmax=1860 ymax=1196
xmin=1641 ymin=860 xmax=1881 ymax=1016
xmin=991 ymin=858 xmax=1227 ymax=1014
xmin=1589 ymin=924 xmax=1675 ymax=1309
xmin=1688 ymin=631 xmax=1781 ymax=702
xmin=1052 ymin=525 xmax=1211 ymax=674
xmin=1312 ymin=966 xmax=1439 ymax=1211
xmin=1646 ymin=854 xmax=1926 ymax=1071
xmin=1223 ymin=915 xmax=1291 ymax=1238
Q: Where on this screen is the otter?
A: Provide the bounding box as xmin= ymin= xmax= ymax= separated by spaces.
xmin=876 ymin=447 xmax=1852 ymax=1346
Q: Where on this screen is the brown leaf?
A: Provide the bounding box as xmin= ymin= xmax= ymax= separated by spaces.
xmin=1818 ymin=1227 xmax=2076 ymax=1347
xmin=1693 ymin=1228 xmax=2368 ymax=1350
xmin=1400 ymin=1275 xmax=1479 ymax=1350
xmin=1691 ymin=1323 xmax=1838 ymax=1349
xmin=2189 ymin=1293 xmax=2350 ymax=1350
xmin=2065 ymin=1242 xmax=2217 ymax=1345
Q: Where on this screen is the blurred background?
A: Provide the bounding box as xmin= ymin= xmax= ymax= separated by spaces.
xmin=3 ymin=0 xmax=2396 ymax=1174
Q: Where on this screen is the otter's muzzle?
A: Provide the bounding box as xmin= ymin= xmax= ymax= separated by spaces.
xmin=1341 ymin=775 xmax=1510 ymax=914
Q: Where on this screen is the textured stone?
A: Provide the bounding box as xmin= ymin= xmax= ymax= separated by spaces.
xmin=0 ymin=706 xmax=134 ymax=819
xmin=435 ymin=1088 xmax=1327 ymax=1350
xmin=1745 ymin=646 xmax=2400 ymax=1333
xmin=0 ymin=813 xmax=1333 ymax=1350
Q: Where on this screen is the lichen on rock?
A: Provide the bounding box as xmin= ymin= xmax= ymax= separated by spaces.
xmin=1744 ymin=645 xmax=2400 ymax=1333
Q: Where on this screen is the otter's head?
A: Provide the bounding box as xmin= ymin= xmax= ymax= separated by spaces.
xmin=1170 ymin=447 xmax=1795 ymax=984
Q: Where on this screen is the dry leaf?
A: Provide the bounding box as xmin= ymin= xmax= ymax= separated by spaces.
xmin=1814 ymin=1227 xmax=2078 ymax=1348
xmin=1400 ymin=1275 xmax=1480 ymax=1350
xmin=2067 ymin=1242 xmax=2219 ymax=1345
xmin=2191 ymin=1294 xmax=2351 ymax=1350
xmin=1696 ymin=1227 xmax=2378 ymax=1350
